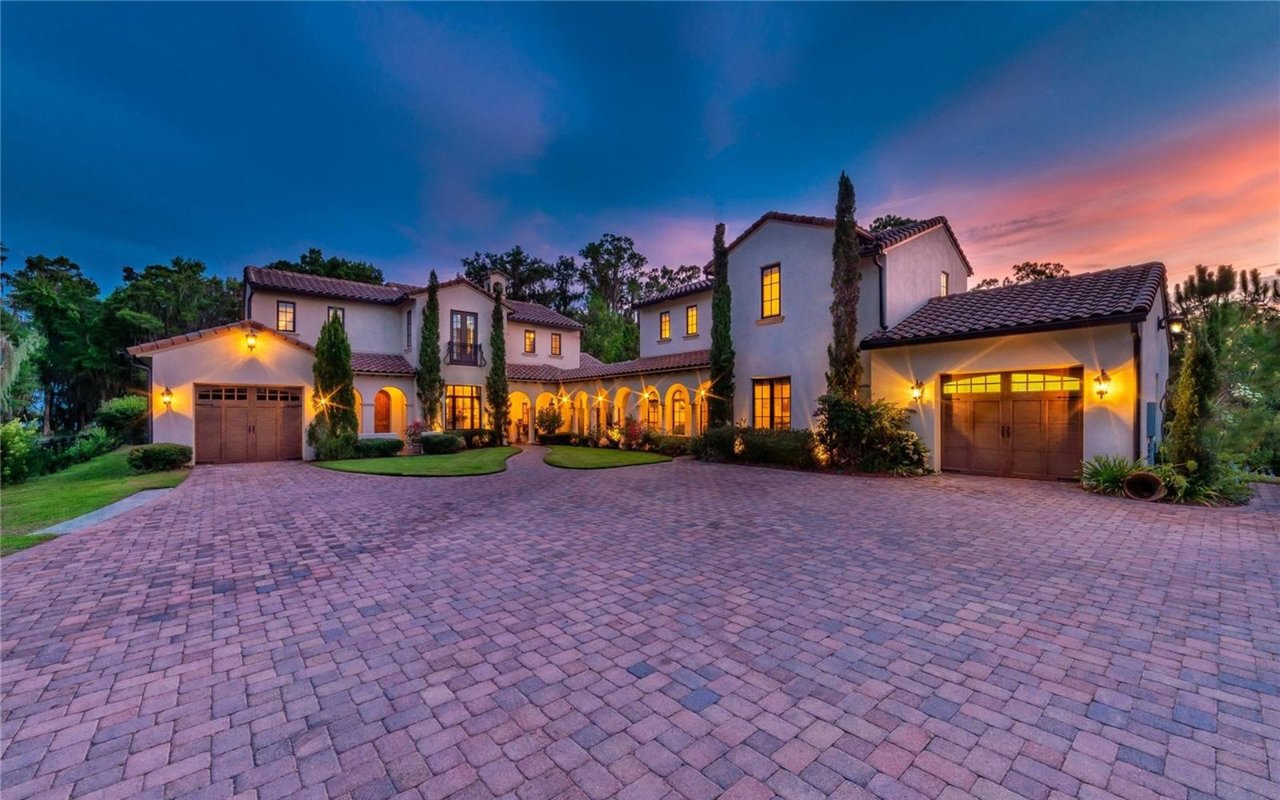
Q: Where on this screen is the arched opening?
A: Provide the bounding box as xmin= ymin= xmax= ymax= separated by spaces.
xmin=666 ymin=385 xmax=690 ymax=436
xmin=641 ymin=386 xmax=662 ymax=431
xmin=693 ymin=381 xmax=712 ymax=435
xmin=534 ymin=392 xmax=558 ymax=441
xmin=508 ymin=391 xmax=532 ymax=443
xmin=592 ymin=388 xmax=610 ymax=432
xmin=614 ymin=387 xmax=633 ymax=427
xmin=352 ymin=388 xmax=364 ymax=434
xmin=374 ymin=386 xmax=408 ymax=436
xmin=573 ymin=392 xmax=590 ymax=436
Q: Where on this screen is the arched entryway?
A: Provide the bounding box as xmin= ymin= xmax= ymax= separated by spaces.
xmin=641 ymin=385 xmax=662 ymax=430
xmin=666 ymin=385 xmax=690 ymax=436
xmin=352 ymin=388 xmax=364 ymax=434
xmin=374 ymin=386 xmax=408 ymax=435
xmin=508 ymin=391 xmax=533 ymax=443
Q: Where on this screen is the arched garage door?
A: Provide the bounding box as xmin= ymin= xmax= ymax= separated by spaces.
xmin=941 ymin=368 xmax=1083 ymax=480
xmin=194 ymin=384 xmax=304 ymax=464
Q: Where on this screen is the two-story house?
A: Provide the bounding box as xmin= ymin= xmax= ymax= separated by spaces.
xmin=129 ymin=209 xmax=1172 ymax=479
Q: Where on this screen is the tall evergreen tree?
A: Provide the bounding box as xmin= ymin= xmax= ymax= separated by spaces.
xmin=416 ymin=270 xmax=444 ymax=427
xmin=311 ymin=315 xmax=358 ymax=438
xmin=486 ymin=284 xmax=510 ymax=444
xmin=826 ymin=172 xmax=862 ymax=399
xmin=708 ymin=223 xmax=735 ymax=427
xmin=1166 ymin=325 xmax=1220 ymax=483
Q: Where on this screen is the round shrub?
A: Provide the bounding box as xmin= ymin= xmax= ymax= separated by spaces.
xmin=127 ymin=443 xmax=193 ymax=472
xmin=94 ymin=395 xmax=148 ymax=443
xmin=420 ymin=433 xmax=463 ymax=455
xmin=1 ymin=419 xmax=40 ymax=485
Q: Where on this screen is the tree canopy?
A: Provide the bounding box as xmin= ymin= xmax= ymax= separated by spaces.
xmin=868 ymin=214 xmax=920 ymax=232
xmin=265 ymin=247 xmax=383 ymax=284
xmin=972 ymin=261 xmax=1070 ymax=290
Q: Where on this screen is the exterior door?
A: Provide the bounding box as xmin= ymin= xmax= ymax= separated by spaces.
xmin=941 ymin=369 xmax=1083 ymax=480
xmin=194 ymin=385 xmax=303 ymax=464
xmin=374 ymin=390 xmax=391 ymax=433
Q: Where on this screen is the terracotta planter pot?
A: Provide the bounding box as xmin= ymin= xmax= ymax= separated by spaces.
xmin=1123 ymin=470 xmax=1167 ymax=502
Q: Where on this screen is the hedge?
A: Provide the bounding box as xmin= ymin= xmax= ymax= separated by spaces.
xmin=355 ymin=438 xmax=404 ymax=458
xmin=648 ymin=435 xmax=693 ymax=457
xmin=692 ymin=426 xmax=816 ymax=468
xmin=421 ymin=434 xmax=464 ymax=454
xmin=128 ymin=443 xmax=193 ymax=472
xmin=444 ymin=428 xmax=496 ymax=448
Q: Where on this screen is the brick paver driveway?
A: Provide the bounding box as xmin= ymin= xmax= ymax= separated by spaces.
xmin=3 ymin=449 xmax=1278 ymax=800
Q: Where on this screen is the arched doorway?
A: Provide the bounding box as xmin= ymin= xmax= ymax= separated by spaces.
xmin=352 ymin=388 xmax=364 ymax=434
xmin=374 ymin=386 xmax=408 ymax=435
xmin=666 ymin=385 xmax=690 ymax=436
xmin=508 ymin=391 xmax=532 ymax=443
xmin=573 ymin=392 xmax=589 ymax=436
xmin=641 ymin=386 xmax=662 ymax=431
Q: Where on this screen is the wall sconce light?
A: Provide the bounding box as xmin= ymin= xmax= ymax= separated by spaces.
xmin=1094 ymin=369 xmax=1111 ymax=400
xmin=1158 ymin=315 xmax=1186 ymax=336
xmin=161 ymin=386 xmax=173 ymax=407
xmin=245 ymin=330 xmax=257 ymax=351
xmin=910 ymin=380 xmax=925 ymax=401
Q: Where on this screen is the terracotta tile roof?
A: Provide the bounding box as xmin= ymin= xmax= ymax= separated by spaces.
xmin=715 ymin=212 xmax=974 ymax=276
xmin=507 ymin=349 xmax=710 ymax=383
xmin=506 ymin=300 xmax=583 ymax=330
xmin=862 ymin=262 xmax=1166 ymax=349
xmin=126 ymin=320 xmax=315 ymax=356
xmin=245 ymin=267 xmax=419 ymax=305
xmin=633 ymin=278 xmax=715 ymax=309
xmin=351 ymin=352 xmax=416 ymax=375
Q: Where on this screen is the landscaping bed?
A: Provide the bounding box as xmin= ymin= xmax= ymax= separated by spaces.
xmin=315 ymin=446 xmax=519 ymax=477
xmin=543 ymin=446 xmax=670 ymax=470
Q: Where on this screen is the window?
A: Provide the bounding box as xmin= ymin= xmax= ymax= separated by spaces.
xmin=406 ymin=310 xmax=413 ymax=348
xmin=551 ymin=333 xmax=562 ymax=356
xmin=445 ymin=385 xmax=482 ymax=430
xmin=752 ymin=377 xmax=791 ymax=429
xmin=328 ymin=306 xmax=345 ymax=325
xmin=761 ymin=265 xmax=781 ymax=318
xmin=524 ymin=330 xmax=536 ymax=354
xmin=671 ymin=390 xmax=688 ymax=435
xmin=646 ymin=394 xmax=661 ymax=428
xmin=685 ymin=305 xmax=698 ymax=336
xmin=276 ymin=301 xmax=295 ymax=332
xmin=450 ymin=311 xmax=479 ymax=364
xmin=940 ymin=271 xmax=950 ymax=296
xmin=942 ymin=374 xmax=1001 ymax=395
xmin=1010 ymin=372 xmax=1082 ymax=393
xmin=659 ymin=311 xmax=671 ymax=340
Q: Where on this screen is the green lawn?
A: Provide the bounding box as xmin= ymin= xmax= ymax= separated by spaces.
xmin=543 ymin=446 xmax=671 ymax=470
xmin=1 ymin=447 xmax=189 ymax=544
xmin=316 ymin=446 xmax=520 ymax=477
xmin=0 ymin=534 xmax=57 ymax=558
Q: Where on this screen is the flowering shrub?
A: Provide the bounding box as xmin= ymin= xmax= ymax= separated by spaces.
xmin=405 ymin=420 xmax=429 ymax=441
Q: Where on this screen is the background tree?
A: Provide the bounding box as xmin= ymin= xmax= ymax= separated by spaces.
xmin=827 ymin=172 xmax=862 ymax=398
xmin=1165 ymin=325 xmax=1220 ymax=483
xmin=639 ymin=264 xmax=705 ymax=299
xmin=580 ymin=293 xmax=639 ymax=363
xmin=708 ymin=223 xmax=735 ymax=427
xmin=486 ymin=285 xmax=510 ymax=443
xmin=578 ymin=233 xmax=647 ymax=314
xmin=308 ymin=315 xmax=358 ymax=457
xmin=462 ymin=247 xmax=556 ymax=305
xmin=266 ymin=247 xmax=383 ymax=284
xmin=869 ymin=214 xmax=919 ymax=232
xmin=547 ymin=255 xmax=584 ymax=315
xmin=416 ymin=270 xmax=444 ymax=427
xmin=973 ymin=261 xmax=1070 ymax=290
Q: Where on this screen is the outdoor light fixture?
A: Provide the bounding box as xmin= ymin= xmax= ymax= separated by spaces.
xmin=245 ymin=330 xmax=258 ymax=351
xmin=161 ymin=386 xmax=173 ymax=407
xmin=910 ymin=380 xmax=925 ymax=401
xmin=1158 ymin=314 xmax=1186 ymax=336
xmin=1094 ymin=369 xmax=1111 ymax=400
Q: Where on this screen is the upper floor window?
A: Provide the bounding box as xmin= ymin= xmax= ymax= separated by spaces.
xmin=686 ymin=305 xmax=698 ymax=336
xmin=551 ymin=333 xmax=562 ymax=356
xmin=761 ymin=265 xmax=781 ymax=318
xmin=328 ymin=306 xmax=345 ymax=325
xmin=940 ymin=271 xmax=950 ymax=296
xmin=659 ymin=311 xmax=671 ymax=340
xmin=406 ymin=310 xmax=413 ymax=348
xmin=524 ymin=330 xmax=536 ymax=354
xmin=752 ymin=377 xmax=791 ymax=429
xmin=276 ymin=301 xmax=295 ymax=332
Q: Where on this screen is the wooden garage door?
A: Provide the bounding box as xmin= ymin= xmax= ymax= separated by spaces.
xmin=194 ymin=385 xmax=303 ymax=464
xmin=941 ymin=369 xmax=1083 ymax=480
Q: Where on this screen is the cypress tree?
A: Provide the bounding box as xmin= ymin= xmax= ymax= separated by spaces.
xmin=708 ymin=222 xmax=735 ymax=427
xmin=1166 ymin=325 xmax=1220 ymax=483
xmin=416 ymin=270 xmax=444 ymax=427
xmin=311 ymin=315 xmax=358 ymax=439
xmin=486 ymin=284 xmax=510 ymax=444
xmin=826 ymin=171 xmax=862 ymax=399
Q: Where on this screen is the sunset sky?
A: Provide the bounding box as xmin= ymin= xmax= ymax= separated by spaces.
xmin=3 ymin=2 xmax=1277 ymax=288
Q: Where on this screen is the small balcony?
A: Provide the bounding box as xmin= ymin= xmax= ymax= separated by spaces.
xmin=447 ymin=340 xmax=485 ymax=367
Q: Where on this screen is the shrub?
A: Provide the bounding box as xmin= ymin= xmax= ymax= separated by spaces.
xmin=64 ymin=425 xmax=118 ymax=465
xmin=649 ymin=435 xmax=692 ymax=457
xmin=538 ymin=432 xmax=576 ymax=446
xmin=94 ymin=395 xmax=148 ymax=443
xmin=535 ymin=406 xmax=564 ymax=437
xmin=420 ymin=433 xmax=463 ymax=454
xmin=692 ymin=426 xmax=816 ymax=468
xmin=1081 ymin=454 xmax=1142 ymax=495
xmin=128 ymin=443 xmax=192 ymax=472
xmin=444 ymin=428 xmax=494 ymax=448
xmin=307 ymin=421 xmax=357 ymax=461
xmin=1 ymin=419 xmax=40 ymax=485
xmin=355 ymin=438 xmax=404 ymax=458
xmin=691 ymin=426 xmax=736 ymax=462
xmin=1151 ymin=463 xmax=1253 ymax=506
xmin=815 ymin=395 xmax=929 ymax=475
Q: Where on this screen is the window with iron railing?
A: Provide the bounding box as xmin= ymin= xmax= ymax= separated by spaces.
xmin=446 ymin=340 xmax=485 ymax=366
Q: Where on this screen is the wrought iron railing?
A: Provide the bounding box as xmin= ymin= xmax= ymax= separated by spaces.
xmin=447 ymin=340 xmax=485 ymax=366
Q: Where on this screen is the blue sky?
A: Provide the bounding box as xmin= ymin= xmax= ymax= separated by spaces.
xmin=3 ymin=2 xmax=1277 ymax=288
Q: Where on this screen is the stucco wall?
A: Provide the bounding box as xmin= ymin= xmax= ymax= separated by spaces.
xmin=147 ymin=331 xmax=318 ymax=461
xmin=867 ymin=323 xmax=1152 ymax=471
xmin=882 ymin=227 xmax=970 ymax=327
xmin=248 ymin=289 xmax=406 ymax=353
xmin=638 ymin=291 xmax=712 ymax=358
xmin=1138 ymin=292 xmax=1172 ymax=462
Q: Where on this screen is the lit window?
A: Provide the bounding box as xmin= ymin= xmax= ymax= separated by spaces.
xmin=524 ymin=330 xmax=536 ymax=353
xmin=646 ymin=394 xmax=661 ymax=428
xmin=1010 ymin=372 xmax=1082 ymax=393
xmin=761 ymin=265 xmax=781 ymax=318
xmin=551 ymin=333 xmax=561 ymax=356
xmin=752 ymin=378 xmax=791 ymax=429
xmin=672 ymin=390 xmax=687 ymax=435
xmin=276 ymin=301 xmax=295 ymax=332
xmin=659 ymin=311 xmax=671 ymax=340
xmin=444 ymin=385 xmax=482 ymax=430
xmin=686 ymin=305 xmax=698 ymax=336
xmin=942 ymin=374 xmax=1001 ymax=394
xmin=941 ymin=271 xmax=950 ymax=296
xmin=328 ymin=306 xmax=344 ymax=325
